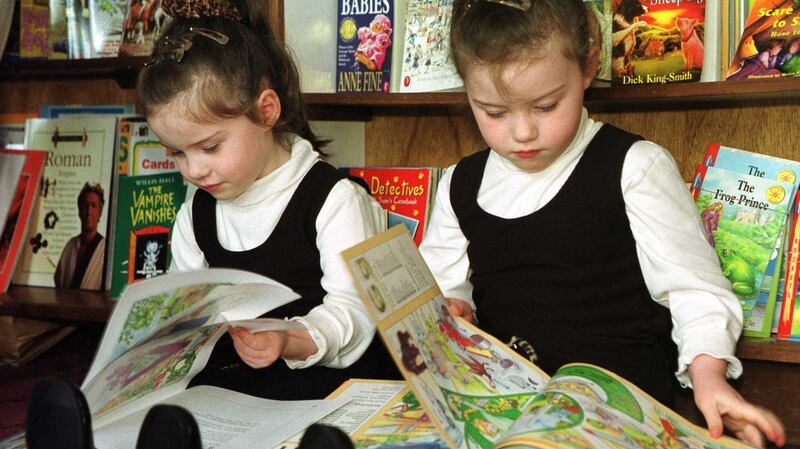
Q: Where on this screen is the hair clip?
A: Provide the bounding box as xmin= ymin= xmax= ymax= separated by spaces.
xmin=144 ymin=27 xmax=230 ymax=67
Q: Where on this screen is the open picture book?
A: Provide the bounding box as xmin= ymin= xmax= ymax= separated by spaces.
xmin=341 ymin=225 xmax=754 ymax=449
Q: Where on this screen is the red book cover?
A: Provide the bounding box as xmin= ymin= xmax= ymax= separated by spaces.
xmin=0 ymin=149 xmax=47 ymax=292
xmin=344 ymin=167 xmax=438 ymax=246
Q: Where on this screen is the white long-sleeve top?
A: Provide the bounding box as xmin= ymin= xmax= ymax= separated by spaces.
xmin=170 ymin=135 xmax=386 ymax=369
xmin=419 ymin=109 xmax=744 ymax=387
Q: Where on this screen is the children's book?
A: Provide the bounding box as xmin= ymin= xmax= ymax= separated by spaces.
xmin=47 ymin=268 xmax=347 ymax=448
xmin=341 ymin=166 xmax=439 ymax=246
xmin=19 ymin=0 xmax=49 ymax=59
xmin=691 ymin=163 xmax=794 ymax=338
xmin=117 ymin=0 xmax=166 ymax=57
xmin=397 ymin=0 xmax=463 ymax=92
xmin=13 ymin=116 xmax=117 ymax=289
xmin=341 ymin=225 xmax=753 ymax=449
xmin=284 ymin=0 xmax=337 ymax=93
xmin=87 ymin=0 xmax=126 ymax=57
xmin=611 ymin=0 xmax=710 ymax=85
xmin=0 ymin=112 xmax=37 ymax=150
xmin=726 ymin=0 xmax=800 ymax=80
xmin=0 ymin=149 xmax=47 ymax=293
xmin=336 ymin=0 xmax=396 ymax=93
xmin=699 ymin=143 xmax=800 ymax=338
xmin=118 ymin=116 xmax=177 ymax=176
xmin=108 ymin=171 xmax=187 ymax=299
xmin=587 ymin=0 xmax=613 ymax=85
xmin=781 ymin=193 xmax=800 ymax=339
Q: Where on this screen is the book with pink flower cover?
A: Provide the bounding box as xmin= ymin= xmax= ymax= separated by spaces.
xmin=336 ymin=0 xmax=396 ymax=93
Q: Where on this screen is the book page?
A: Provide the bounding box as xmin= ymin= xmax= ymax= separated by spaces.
xmin=273 ymin=379 xmax=410 ymax=449
xmin=93 ymin=385 xmax=349 ymax=449
xmin=494 ymin=363 xmax=752 ymax=449
xmin=342 ymin=225 xmax=549 ymax=449
xmin=83 ymin=268 xmax=301 ymax=385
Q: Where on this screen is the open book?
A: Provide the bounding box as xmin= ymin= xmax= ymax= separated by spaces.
xmin=341 ymin=225 xmax=754 ymax=449
xmin=55 ymin=269 xmax=348 ymax=449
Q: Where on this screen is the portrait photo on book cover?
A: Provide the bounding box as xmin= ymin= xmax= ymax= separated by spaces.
xmin=53 ymin=182 xmax=106 ymax=290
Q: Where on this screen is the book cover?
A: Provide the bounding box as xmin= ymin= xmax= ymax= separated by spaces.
xmin=612 ymin=0 xmax=708 ymax=85
xmin=87 ymin=0 xmax=127 ymax=57
xmin=109 ymin=171 xmax=187 ymax=299
xmin=699 ymin=143 xmax=800 ymax=337
xmin=19 ymin=0 xmax=48 ymax=59
xmin=780 ymin=192 xmax=800 ymax=339
xmin=691 ymin=163 xmax=793 ymax=338
xmin=125 ymin=118 xmax=177 ymax=176
xmin=65 ymin=0 xmax=85 ymax=58
xmin=0 ymin=149 xmax=47 ymax=293
xmin=117 ymin=0 xmax=166 ymax=57
xmin=336 ymin=0 xmax=395 ymax=93
xmin=342 ymin=225 xmax=753 ymax=449
xmin=13 ymin=116 xmax=117 ymax=290
xmin=587 ymin=0 xmax=613 ymax=84
xmin=726 ymin=0 xmax=800 ymax=80
xmin=342 ymin=166 xmax=438 ymax=246
xmin=39 ymin=103 xmax=135 ymax=118
xmin=0 ymin=112 xmax=37 ymax=150
xmin=47 ymin=0 xmax=68 ymax=59
xmin=397 ymin=0 xmax=463 ymax=93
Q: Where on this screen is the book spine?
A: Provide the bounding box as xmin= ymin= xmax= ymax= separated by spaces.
xmin=777 ymin=193 xmax=800 ymax=338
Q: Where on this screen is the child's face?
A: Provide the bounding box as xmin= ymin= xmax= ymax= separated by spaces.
xmin=148 ymin=103 xmax=285 ymax=201
xmin=463 ymin=48 xmax=593 ymax=173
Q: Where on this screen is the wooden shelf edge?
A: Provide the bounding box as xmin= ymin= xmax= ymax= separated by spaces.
xmin=0 ymin=286 xmax=114 ymax=322
xmin=736 ymin=336 xmax=800 ymax=364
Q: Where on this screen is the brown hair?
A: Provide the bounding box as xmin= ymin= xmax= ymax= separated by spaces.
xmin=450 ymin=0 xmax=597 ymax=91
xmin=136 ymin=0 xmax=326 ymax=152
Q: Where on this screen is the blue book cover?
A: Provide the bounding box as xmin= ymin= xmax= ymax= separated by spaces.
xmin=336 ymin=0 xmax=395 ymax=93
xmin=692 ymin=164 xmax=794 ymax=337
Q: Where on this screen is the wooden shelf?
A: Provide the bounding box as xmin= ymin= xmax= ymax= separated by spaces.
xmin=736 ymin=336 xmax=800 ymax=364
xmin=0 ymin=286 xmax=114 ymax=323
xmin=5 ymin=57 xmax=800 ymax=106
xmin=0 ymin=57 xmax=148 ymax=89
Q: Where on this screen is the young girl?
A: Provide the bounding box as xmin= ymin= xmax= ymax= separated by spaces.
xmin=420 ymin=0 xmax=785 ymax=446
xmin=136 ymin=0 xmax=398 ymax=400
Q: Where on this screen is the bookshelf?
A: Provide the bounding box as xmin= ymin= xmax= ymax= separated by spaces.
xmin=3 ymin=1 xmax=800 ymax=441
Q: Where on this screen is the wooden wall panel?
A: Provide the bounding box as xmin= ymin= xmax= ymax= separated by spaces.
xmin=0 ymin=79 xmax=137 ymax=114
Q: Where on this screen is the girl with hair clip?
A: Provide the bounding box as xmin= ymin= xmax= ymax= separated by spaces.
xmin=419 ymin=0 xmax=785 ymax=446
xmin=136 ymin=0 xmax=399 ymax=400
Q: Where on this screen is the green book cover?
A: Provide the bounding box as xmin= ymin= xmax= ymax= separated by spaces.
xmin=110 ymin=172 xmax=186 ymax=299
xmin=692 ymin=164 xmax=793 ymax=337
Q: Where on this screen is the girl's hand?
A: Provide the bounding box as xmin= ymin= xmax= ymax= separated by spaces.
xmin=229 ymin=326 xmax=288 ymax=369
xmin=447 ymin=298 xmax=475 ymax=323
xmin=689 ymin=355 xmax=785 ymax=448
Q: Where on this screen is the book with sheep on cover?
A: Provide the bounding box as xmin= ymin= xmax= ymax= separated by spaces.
xmin=340 ymin=225 xmax=752 ymax=449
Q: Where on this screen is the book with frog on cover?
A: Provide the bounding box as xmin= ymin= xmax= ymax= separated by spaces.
xmin=691 ymin=163 xmax=794 ymax=337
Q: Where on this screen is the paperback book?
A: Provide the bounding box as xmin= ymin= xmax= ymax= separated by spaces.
xmin=0 ymin=149 xmax=47 ymax=293
xmin=611 ymin=0 xmax=709 ymax=85
xmin=116 ymin=116 xmax=177 ymax=176
xmin=13 ymin=116 xmax=117 ymax=289
xmin=397 ymin=0 xmax=463 ymax=92
xmin=341 ymin=225 xmax=752 ymax=449
xmin=19 ymin=0 xmax=48 ymax=58
xmin=691 ymin=163 xmax=794 ymax=337
xmin=699 ymin=143 xmax=800 ymax=338
xmin=336 ymin=0 xmax=395 ymax=93
xmin=341 ymin=166 xmax=439 ymax=246
xmin=117 ymin=0 xmax=167 ymax=57
xmin=726 ymin=0 xmax=800 ymax=80
xmin=108 ymin=171 xmax=187 ymax=299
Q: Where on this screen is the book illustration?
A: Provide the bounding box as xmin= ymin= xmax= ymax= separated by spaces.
xmin=13 ymin=117 xmax=117 ymax=290
xmin=342 ymin=225 xmax=753 ymax=449
xmin=586 ymin=0 xmax=613 ymax=84
xmin=337 ymin=0 xmax=395 ymax=93
xmin=0 ymin=150 xmax=47 ymax=293
xmin=398 ymin=0 xmax=463 ymax=92
xmin=117 ymin=0 xmax=167 ymax=57
xmin=726 ymin=0 xmax=800 ymax=80
xmin=692 ymin=164 xmax=794 ymax=337
xmin=611 ymin=0 xmax=707 ymax=85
